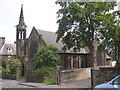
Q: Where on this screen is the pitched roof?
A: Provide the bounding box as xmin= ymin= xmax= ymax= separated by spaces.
xmin=36 ymin=29 xmax=89 ymax=54
xmin=36 ymin=29 xmax=63 ymax=52
xmin=0 ymin=43 xmax=16 ymax=55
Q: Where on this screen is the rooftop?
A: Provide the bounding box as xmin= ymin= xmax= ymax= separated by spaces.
xmin=36 ymin=29 xmax=89 ymax=54
xmin=0 ymin=43 xmax=16 ymax=55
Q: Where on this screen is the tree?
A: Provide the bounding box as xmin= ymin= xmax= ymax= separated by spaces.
xmin=56 ymin=2 xmax=117 ymax=67
xmin=34 ymin=45 xmax=60 ymax=68
xmin=101 ymin=11 xmax=120 ymax=61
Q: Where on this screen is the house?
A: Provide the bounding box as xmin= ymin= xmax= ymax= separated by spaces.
xmin=0 ymin=42 xmax=16 ymax=67
xmin=0 ymin=37 xmax=16 ymax=67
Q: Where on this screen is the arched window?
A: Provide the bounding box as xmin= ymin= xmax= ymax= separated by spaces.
xmin=29 ymin=40 xmax=38 ymax=59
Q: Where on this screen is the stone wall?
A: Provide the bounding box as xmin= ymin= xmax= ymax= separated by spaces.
xmin=91 ymin=67 xmax=120 ymax=88
xmin=2 ymin=73 xmax=16 ymax=80
xmin=59 ymin=68 xmax=91 ymax=83
xmin=25 ymin=71 xmax=44 ymax=83
xmin=2 ymin=67 xmax=21 ymax=80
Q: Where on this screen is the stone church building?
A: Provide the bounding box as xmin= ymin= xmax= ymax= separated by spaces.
xmin=15 ymin=5 xmax=111 ymax=76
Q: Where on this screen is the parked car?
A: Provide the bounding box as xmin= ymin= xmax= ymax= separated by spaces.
xmin=94 ymin=75 xmax=120 ymax=89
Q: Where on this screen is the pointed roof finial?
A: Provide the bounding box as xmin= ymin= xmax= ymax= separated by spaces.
xmin=17 ymin=4 xmax=26 ymax=29
xmin=18 ymin=4 xmax=25 ymax=25
xmin=20 ymin=4 xmax=24 ymax=18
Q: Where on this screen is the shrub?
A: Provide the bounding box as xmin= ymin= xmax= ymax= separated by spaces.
xmin=8 ymin=59 xmax=22 ymax=75
xmin=34 ymin=45 xmax=61 ymax=84
xmin=35 ymin=67 xmax=54 ymax=77
xmin=2 ymin=68 xmax=10 ymax=74
xmin=0 ymin=59 xmax=6 ymax=68
xmin=35 ymin=66 xmax=55 ymax=84
xmin=34 ymin=45 xmax=60 ymax=68
xmin=2 ymin=67 xmax=16 ymax=80
xmin=43 ymin=77 xmax=55 ymax=85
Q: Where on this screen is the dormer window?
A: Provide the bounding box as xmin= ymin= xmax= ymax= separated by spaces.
xmin=7 ymin=47 xmax=12 ymax=52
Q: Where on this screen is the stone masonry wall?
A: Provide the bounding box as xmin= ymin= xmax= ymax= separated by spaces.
xmin=59 ymin=68 xmax=91 ymax=83
xmin=91 ymin=67 xmax=120 ymax=88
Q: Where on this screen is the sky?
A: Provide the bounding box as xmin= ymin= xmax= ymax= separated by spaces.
xmin=0 ymin=0 xmax=119 ymax=44
xmin=0 ymin=0 xmax=60 ymax=43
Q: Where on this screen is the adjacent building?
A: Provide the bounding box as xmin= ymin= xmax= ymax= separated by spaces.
xmin=0 ymin=41 xmax=16 ymax=67
xmin=0 ymin=37 xmax=16 ymax=64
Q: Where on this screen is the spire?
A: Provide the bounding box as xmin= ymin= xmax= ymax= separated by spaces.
xmin=18 ymin=4 xmax=26 ymax=29
xmin=20 ymin=4 xmax=24 ymax=19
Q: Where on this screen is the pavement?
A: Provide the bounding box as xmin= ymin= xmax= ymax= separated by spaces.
xmin=17 ymin=78 xmax=73 ymax=88
xmin=17 ymin=77 xmax=91 ymax=88
xmin=1 ymin=77 xmax=91 ymax=88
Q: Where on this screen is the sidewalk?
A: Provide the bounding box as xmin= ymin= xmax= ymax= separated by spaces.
xmin=17 ymin=77 xmax=71 ymax=88
xmin=17 ymin=77 xmax=91 ymax=88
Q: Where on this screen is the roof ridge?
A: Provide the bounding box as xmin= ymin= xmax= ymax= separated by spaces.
xmin=36 ymin=29 xmax=56 ymax=33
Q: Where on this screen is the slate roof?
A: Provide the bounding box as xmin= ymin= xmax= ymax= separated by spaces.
xmin=0 ymin=43 xmax=16 ymax=55
xmin=36 ymin=29 xmax=89 ymax=54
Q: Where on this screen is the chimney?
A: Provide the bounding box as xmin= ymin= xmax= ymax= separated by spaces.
xmin=0 ymin=37 xmax=5 ymax=50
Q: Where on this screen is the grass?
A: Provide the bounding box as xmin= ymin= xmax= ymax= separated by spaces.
xmin=43 ymin=77 xmax=55 ymax=85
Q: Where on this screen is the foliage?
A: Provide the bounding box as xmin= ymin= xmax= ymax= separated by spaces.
xmin=2 ymin=60 xmax=6 ymax=68
xmin=8 ymin=59 xmax=22 ymax=75
xmin=0 ymin=59 xmax=6 ymax=68
xmin=0 ymin=66 xmax=2 ymax=74
xmin=34 ymin=45 xmax=60 ymax=68
xmin=2 ymin=67 xmax=10 ymax=74
xmin=34 ymin=45 xmax=60 ymax=84
xmin=35 ymin=67 xmax=55 ymax=84
xmin=100 ymin=11 xmax=120 ymax=60
xmin=43 ymin=77 xmax=55 ymax=85
xmin=56 ymin=2 xmax=118 ymax=66
xmin=2 ymin=67 xmax=16 ymax=80
xmin=35 ymin=67 xmax=54 ymax=77
xmin=1 ymin=59 xmax=21 ymax=80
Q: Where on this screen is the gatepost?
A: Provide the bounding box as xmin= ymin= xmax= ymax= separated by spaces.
xmin=54 ymin=67 xmax=60 ymax=84
xmin=16 ymin=67 xmax=20 ymax=80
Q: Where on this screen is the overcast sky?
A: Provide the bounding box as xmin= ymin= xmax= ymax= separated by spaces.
xmin=0 ymin=0 xmax=60 ymax=43
xmin=0 ymin=0 xmax=119 ymax=44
